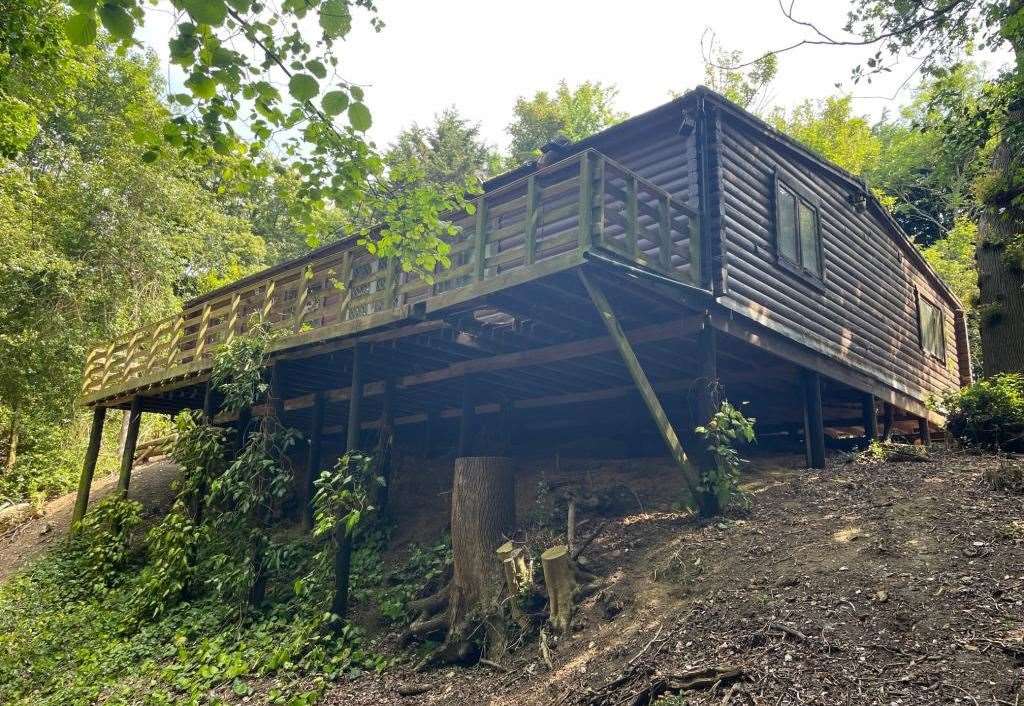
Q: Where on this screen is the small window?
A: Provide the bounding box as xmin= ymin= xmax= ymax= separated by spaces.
xmin=918 ymin=294 xmax=946 ymax=360
xmin=774 ymin=172 xmax=824 ymax=280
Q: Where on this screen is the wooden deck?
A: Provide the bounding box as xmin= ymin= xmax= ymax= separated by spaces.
xmin=80 ymin=149 xmax=705 ymax=406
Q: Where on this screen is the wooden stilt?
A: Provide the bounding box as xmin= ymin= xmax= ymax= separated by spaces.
xmin=423 ymin=406 xmax=439 ymax=458
xmin=117 ymin=396 xmax=143 ymax=496
xmin=270 ymin=360 xmax=286 ymax=422
xmin=376 ymin=376 xmax=395 ymax=512
xmin=918 ymin=417 xmax=931 ymax=446
xmin=578 ymin=271 xmax=702 ymax=506
xmin=882 ymin=403 xmax=895 ymax=441
xmin=802 ymin=371 xmax=825 ymax=469
xmin=234 ymin=406 xmax=252 ymax=457
xmin=346 ymin=344 xmax=365 ymax=453
xmin=458 ymin=376 xmax=476 ymax=457
xmin=333 ymin=343 xmax=365 ymax=622
xmin=302 ymin=391 xmax=326 ymax=532
xmin=72 ymin=406 xmax=107 ymax=530
xmin=861 ymin=393 xmax=878 ymax=443
xmin=202 ymin=380 xmax=216 ymax=422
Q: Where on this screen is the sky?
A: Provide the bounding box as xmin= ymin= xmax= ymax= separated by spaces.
xmin=139 ymin=0 xmax=1011 ymax=153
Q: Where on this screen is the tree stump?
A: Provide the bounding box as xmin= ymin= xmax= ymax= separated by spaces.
xmin=541 ymin=544 xmax=575 ymax=636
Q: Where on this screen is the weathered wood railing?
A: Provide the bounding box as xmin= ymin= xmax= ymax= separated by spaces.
xmin=80 ymin=149 xmax=703 ymax=403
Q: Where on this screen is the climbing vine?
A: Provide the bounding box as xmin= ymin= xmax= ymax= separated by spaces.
xmin=695 ymin=401 xmax=756 ymax=511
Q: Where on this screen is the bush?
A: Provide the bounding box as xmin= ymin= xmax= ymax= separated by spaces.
xmin=944 ymin=374 xmax=1024 ymax=451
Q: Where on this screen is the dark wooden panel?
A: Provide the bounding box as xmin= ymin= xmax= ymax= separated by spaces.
xmin=715 ymin=113 xmax=962 ymax=406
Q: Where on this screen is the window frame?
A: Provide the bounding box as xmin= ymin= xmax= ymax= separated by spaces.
xmin=915 ymin=289 xmax=947 ymax=363
xmin=772 ymin=168 xmax=826 ymax=289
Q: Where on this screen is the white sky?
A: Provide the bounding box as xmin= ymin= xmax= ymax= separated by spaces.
xmin=139 ymin=0 xmax=1011 ymax=153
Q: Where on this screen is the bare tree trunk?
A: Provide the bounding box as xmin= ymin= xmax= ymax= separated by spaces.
xmin=4 ymin=405 xmax=18 ymax=473
xmin=978 ymin=18 xmax=1024 ymax=375
xmin=413 ymin=456 xmax=516 ymax=669
xmin=448 ymin=456 xmax=515 ymax=630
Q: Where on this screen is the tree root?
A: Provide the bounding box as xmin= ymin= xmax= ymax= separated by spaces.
xmin=399 ymin=583 xmax=451 ymax=646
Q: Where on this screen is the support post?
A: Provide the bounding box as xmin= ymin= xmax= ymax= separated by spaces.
xmin=458 ymin=376 xmax=476 ymax=457
xmin=802 ymin=371 xmax=825 ymax=469
xmin=270 ymin=360 xmax=286 ymax=422
xmin=202 ymin=380 xmax=216 ymax=423
xmin=234 ymin=406 xmax=252 ymax=457
xmin=333 ymin=343 xmax=365 ymax=623
xmin=117 ymin=396 xmax=143 ymax=496
xmin=861 ymin=392 xmax=878 ymax=443
xmin=918 ymin=417 xmax=931 ymax=446
xmin=72 ymin=406 xmax=107 ymax=530
xmin=882 ymin=402 xmax=895 ymax=441
xmin=346 ymin=344 xmax=365 ymax=453
xmin=376 ymin=376 xmax=395 ymax=512
xmin=302 ymin=391 xmax=326 ymax=532
xmin=578 ymin=271 xmax=703 ymax=508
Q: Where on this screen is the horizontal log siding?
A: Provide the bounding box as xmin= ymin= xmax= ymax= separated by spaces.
xmin=593 ymin=113 xmax=699 ymax=280
xmin=716 ymin=116 xmax=961 ymax=404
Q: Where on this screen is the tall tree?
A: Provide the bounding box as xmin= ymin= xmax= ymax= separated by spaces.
xmin=387 ymin=108 xmax=501 ymax=190
xmin=770 ymin=95 xmax=881 ymax=176
xmin=506 ymin=80 xmax=627 ymax=165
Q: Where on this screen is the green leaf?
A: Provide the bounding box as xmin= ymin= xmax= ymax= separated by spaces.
xmin=288 ymin=74 xmax=319 ymax=102
xmin=98 ymin=2 xmax=134 ymax=40
xmin=347 ymin=102 xmax=371 ymax=131
xmin=69 ymin=0 xmax=97 ymax=11
xmin=349 ymin=85 xmax=364 ymax=101
xmin=306 ymin=59 xmax=327 ymax=79
xmin=65 ymin=12 xmax=97 ymax=46
xmin=319 ymin=0 xmax=351 ymax=37
xmin=321 ymin=90 xmax=348 ymax=116
xmin=180 ymin=0 xmax=227 ymax=26
xmin=185 ymin=73 xmax=217 ymax=100
xmin=141 ymin=150 xmax=159 ymax=163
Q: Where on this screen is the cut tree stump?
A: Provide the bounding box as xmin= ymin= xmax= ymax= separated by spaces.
xmin=541 ymin=544 xmax=575 ymax=636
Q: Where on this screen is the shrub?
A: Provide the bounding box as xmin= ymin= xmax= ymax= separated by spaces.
xmin=943 ymin=374 xmax=1024 ymax=451
xmin=72 ymin=495 xmax=143 ymax=591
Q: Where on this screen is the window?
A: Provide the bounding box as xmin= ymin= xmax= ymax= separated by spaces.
xmin=918 ymin=294 xmax=946 ymax=360
xmin=774 ymin=172 xmax=824 ymax=280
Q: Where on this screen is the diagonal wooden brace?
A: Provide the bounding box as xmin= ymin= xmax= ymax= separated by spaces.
xmin=578 ymin=270 xmax=701 ymax=501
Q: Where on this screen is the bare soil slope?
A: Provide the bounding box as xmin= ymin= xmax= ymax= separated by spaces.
xmin=0 ymin=461 xmax=178 ymax=583
xmin=327 ymin=449 xmax=1024 ymax=705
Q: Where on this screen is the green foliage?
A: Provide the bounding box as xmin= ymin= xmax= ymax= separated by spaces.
xmin=72 ymin=495 xmax=143 ymax=591
xmin=695 ymin=401 xmax=756 ymax=511
xmin=771 ymin=95 xmax=881 ymax=176
xmin=130 ymin=500 xmax=206 ymax=622
xmin=943 ymin=373 xmax=1024 ymax=451
xmin=210 ymin=321 xmax=272 ymax=414
xmin=312 ymin=452 xmax=380 ymax=541
xmin=507 ymin=80 xmax=628 ymax=164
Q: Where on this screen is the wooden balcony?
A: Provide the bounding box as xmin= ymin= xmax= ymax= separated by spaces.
xmin=80 ymin=149 xmax=705 ymax=406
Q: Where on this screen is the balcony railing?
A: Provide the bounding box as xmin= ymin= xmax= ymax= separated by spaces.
xmin=80 ymin=148 xmax=703 ymax=404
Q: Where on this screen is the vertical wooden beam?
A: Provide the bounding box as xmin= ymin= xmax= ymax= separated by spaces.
xmin=474 ymin=198 xmax=488 ymax=281
xmin=346 ymin=344 xmax=365 ymax=452
xmin=270 ymin=360 xmax=286 ymax=422
xmin=861 ymin=393 xmax=878 ymax=442
xmin=234 ymin=406 xmax=252 ymax=457
xmin=226 ymin=292 xmax=241 ymax=345
xmin=423 ymin=406 xmax=439 ymax=458
xmin=593 ymin=155 xmax=605 ymax=247
xmin=578 ymin=271 xmax=702 ymax=503
xmin=625 ymin=175 xmax=638 ymax=258
xmin=376 ymin=376 xmax=396 ymax=512
xmin=695 ymin=314 xmax=718 ymax=426
xmin=195 ymin=302 xmax=212 ymax=360
xmin=578 ymin=151 xmax=594 ymax=252
xmin=802 ymin=371 xmax=825 ymax=469
xmin=202 ymin=380 xmax=216 ymax=423
xmin=72 ymin=406 xmax=107 ymax=530
xmin=657 ymin=196 xmax=672 ymax=272
xmin=117 ymin=396 xmax=143 ymax=496
xmin=918 ymin=417 xmax=932 ymax=446
xmin=166 ymin=315 xmax=184 ymax=369
xmin=293 ymin=267 xmax=310 ymax=333
xmin=881 ymin=402 xmax=895 ymax=441
xmin=302 ymin=391 xmax=326 ymax=532
xmin=525 ymin=175 xmax=539 ymax=265
xmin=458 ymin=375 xmax=476 ymax=457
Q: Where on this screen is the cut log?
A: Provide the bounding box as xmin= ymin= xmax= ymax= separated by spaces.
xmin=541 ymin=544 xmax=575 ymax=636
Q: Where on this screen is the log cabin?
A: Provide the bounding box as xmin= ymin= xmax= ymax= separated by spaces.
xmin=71 ymin=86 xmax=970 ymax=522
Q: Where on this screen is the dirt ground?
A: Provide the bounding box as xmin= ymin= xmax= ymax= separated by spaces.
xmin=3 ymin=447 xmax=1022 ymax=705
xmin=323 ymin=448 xmax=1024 ymax=706
xmin=0 ymin=461 xmax=178 ymax=583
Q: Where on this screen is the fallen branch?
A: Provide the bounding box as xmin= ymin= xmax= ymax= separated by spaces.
xmin=571 ymin=519 xmax=609 ymax=562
